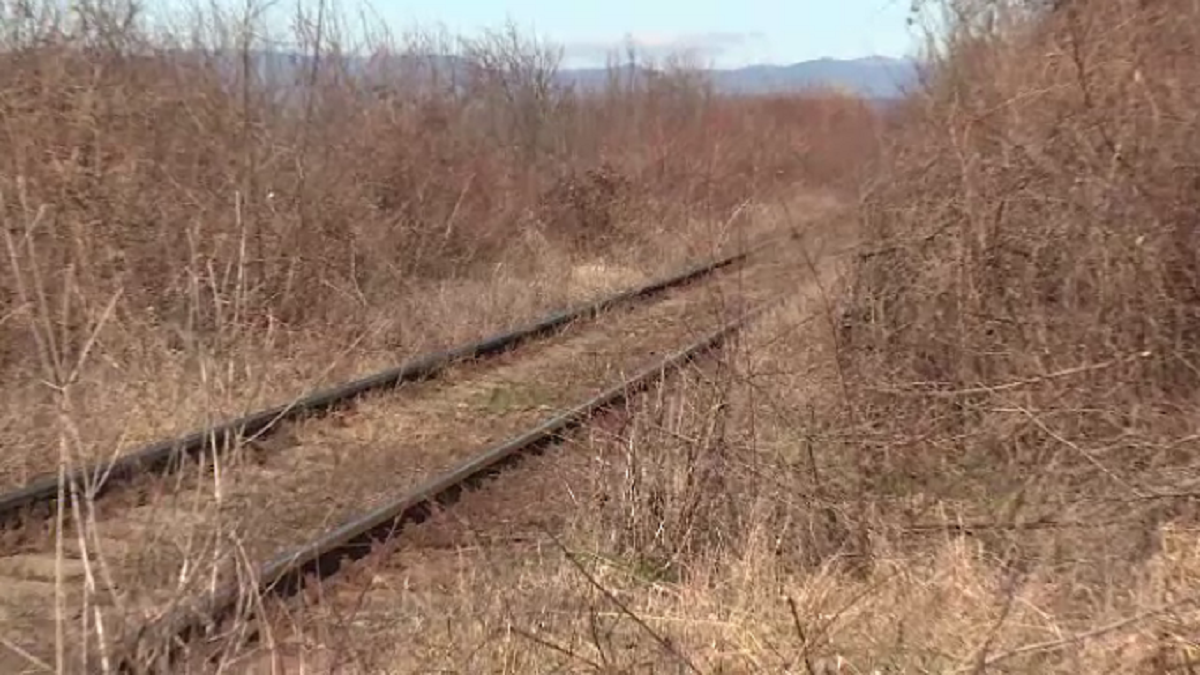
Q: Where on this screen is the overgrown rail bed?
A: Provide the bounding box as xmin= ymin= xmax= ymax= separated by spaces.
xmin=127 ymin=298 xmax=781 ymax=674
xmin=0 ymin=242 xmax=798 ymax=674
xmin=0 ymin=247 xmax=756 ymax=528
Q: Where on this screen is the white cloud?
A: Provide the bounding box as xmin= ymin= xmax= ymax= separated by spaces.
xmin=561 ymin=31 xmax=766 ymax=66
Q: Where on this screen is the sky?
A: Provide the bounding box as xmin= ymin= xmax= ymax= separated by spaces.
xmin=372 ymin=0 xmax=918 ymax=68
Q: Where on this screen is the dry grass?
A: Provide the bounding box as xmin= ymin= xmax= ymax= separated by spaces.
xmin=837 ymin=0 xmax=1200 ymax=638
xmin=0 ymin=0 xmax=876 ymax=490
xmin=232 ymin=239 xmax=1198 ymax=674
xmin=0 ymin=0 xmax=887 ymax=672
xmin=203 ymin=1 xmax=1200 ymax=673
xmin=22 ymin=0 xmax=1195 ymax=672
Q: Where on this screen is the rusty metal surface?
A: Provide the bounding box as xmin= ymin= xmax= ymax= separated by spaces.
xmin=113 ymin=296 xmax=782 ymax=674
xmin=0 ymin=247 xmax=757 ymax=526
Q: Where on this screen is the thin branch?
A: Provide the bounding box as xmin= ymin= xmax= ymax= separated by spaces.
xmin=871 ymin=352 xmax=1147 ymax=399
xmin=540 ymin=524 xmax=703 ymax=675
xmin=979 ymin=595 xmax=1199 ymax=670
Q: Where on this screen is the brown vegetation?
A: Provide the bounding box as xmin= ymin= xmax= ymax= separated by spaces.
xmin=835 ymin=0 xmax=1200 ymax=668
xmin=16 ymin=0 xmax=1198 ymax=672
xmin=842 ymin=0 xmax=1200 ymax=566
xmin=0 ymin=0 xmax=876 ymax=488
xmin=230 ymin=0 xmax=1200 ymax=672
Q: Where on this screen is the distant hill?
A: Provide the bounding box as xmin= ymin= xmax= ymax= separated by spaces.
xmin=560 ymin=56 xmax=918 ymax=99
xmin=227 ymin=51 xmax=919 ymax=100
xmin=713 ymin=56 xmax=919 ymax=98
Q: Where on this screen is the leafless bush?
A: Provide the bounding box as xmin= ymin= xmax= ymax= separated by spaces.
xmin=841 ymin=0 xmax=1200 ymax=496
xmin=816 ymin=1 xmax=1200 ymax=666
xmin=0 ymin=0 xmax=893 ymax=669
xmin=0 ymin=0 xmax=882 ymax=495
xmin=0 ymin=0 xmax=879 ymax=377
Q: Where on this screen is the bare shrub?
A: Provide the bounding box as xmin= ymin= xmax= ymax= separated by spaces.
xmin=0 ymin=0 xmax=892 ymax=669
xmin=841 ymin=0 xmax=1200 ymax=494
xmin=0 ymin=0 xmax=880 ymax=376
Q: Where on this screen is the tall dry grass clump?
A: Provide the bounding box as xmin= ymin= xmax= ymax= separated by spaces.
xmin=841 ymin=0 xmax=1200 ymax=496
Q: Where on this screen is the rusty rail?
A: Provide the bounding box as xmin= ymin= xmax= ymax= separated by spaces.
xmin=0 ymin=247 xmax=758 ymax=526
xmin=115 ymin=296 xmax=783 ymax=674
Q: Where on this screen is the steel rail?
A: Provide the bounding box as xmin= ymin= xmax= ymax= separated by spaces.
xmin=114 ymin=296 xmax=784 ymax=674
xmin=0 ymin=246 xmax=760 ymax=526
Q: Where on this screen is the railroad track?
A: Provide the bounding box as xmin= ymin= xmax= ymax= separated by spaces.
xmin=0 ymin=240 xmax=795 ymax=674
xmin=0 ymin=247 xmax=754 ymax=525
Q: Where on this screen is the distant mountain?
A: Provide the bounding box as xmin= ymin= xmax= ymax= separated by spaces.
xmin=219 ymin=51 xmax=919 ymax=101
xmin=557 ymin=56 xmax=917 ymax=99
xmin=717 ymin=56 xmax=918 ymax=98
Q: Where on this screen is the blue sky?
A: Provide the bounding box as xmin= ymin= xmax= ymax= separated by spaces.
xmin=375 ymin=0 xmax=918 ymax=68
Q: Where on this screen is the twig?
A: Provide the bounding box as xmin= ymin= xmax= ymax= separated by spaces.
xmin=904 ymin=518 xmax=1135 ymax=533
xmin=1013 ymin=403 xmax=1147 ymax=499
xmin=0 ymin=636 xmax=53 ymax=673
xmin=785 ymin=595 xmax=817 ymax=675
xmin=540 ymin=524 xmax=704 ymax=675
xmin=978 ymin=594 xmax=1199 ymax=670
xmin=509 ymin=626 xmax=605 ymax=671
xmin=962 ymin=567 xmax=1024 ymax=675
xmin=871 ymin=353 xmax=1146 ymax=399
